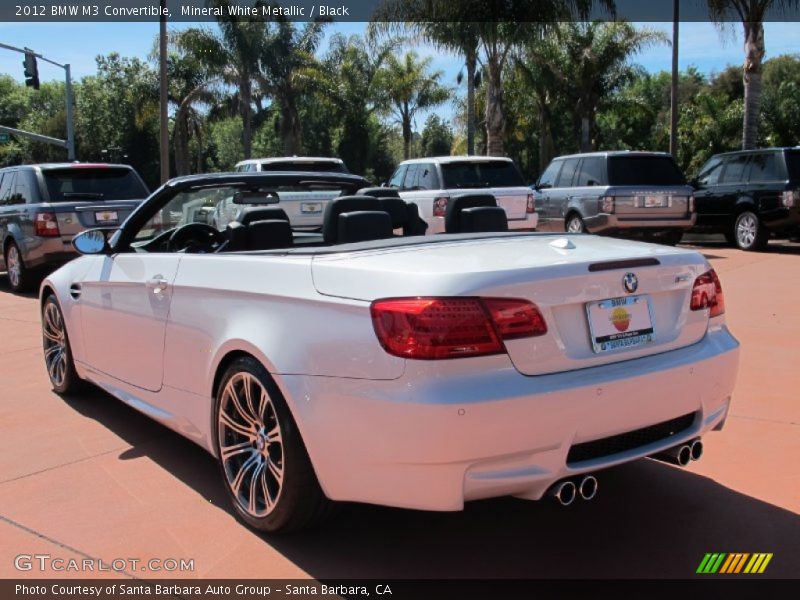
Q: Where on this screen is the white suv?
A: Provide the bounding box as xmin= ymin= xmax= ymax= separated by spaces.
xmin=234 ymin=157 xmax=349 ymax=173
xmin=386 ymin=156 xmax=538 ymax=234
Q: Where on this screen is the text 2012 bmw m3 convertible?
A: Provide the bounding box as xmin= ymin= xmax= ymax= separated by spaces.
xmin=39 ymin=171 xmax=739 ymax=532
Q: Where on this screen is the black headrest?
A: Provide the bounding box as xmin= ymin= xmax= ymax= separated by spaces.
xmin=357 ymin=187 xmax=402 ymax=199
xmin=459 ymin=206 xmax=508 ymax=233
xmin=224 ymin=220 xmax=247 ymax=252
xmin=322 ymin=195 xmax=381 ymax=243
xmin=337 ymin=211 xmax=394 ymax=244
xmin=444 ymin=193 xmax=497 ymax=233
xmin=236 ymin=206 xmax=289 ymax=225
xmin=377 ymin=197 xmax=409 ymax=229
xmin=403 ymin=202 xmax=428 ymax=236
xmin=246 ymin=219 xmax=293 ymax=250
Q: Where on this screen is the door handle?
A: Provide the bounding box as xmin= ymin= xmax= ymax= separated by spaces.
xmin=146 ymin=276 xmax=169 ymax=294
xmin=69 ymin=283 xmax=82 ymax=300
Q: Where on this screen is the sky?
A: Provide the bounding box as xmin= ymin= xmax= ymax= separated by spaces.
xmin=1 ymin=21 xmax=799 ymax=129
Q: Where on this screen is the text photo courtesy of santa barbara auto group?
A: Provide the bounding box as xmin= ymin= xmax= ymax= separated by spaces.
xmin=0 ymin=1 xmax=798 ymax=598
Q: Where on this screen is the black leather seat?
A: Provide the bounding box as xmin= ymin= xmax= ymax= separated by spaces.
xmin=322 ymin=196 xmax=381 ymax=244
xmin=246 ymin=219 xmax=293 ymax=250
xmin=357 ymin=187 xmax=401 ymax=199
xmin=459 ymin=206 xmax=508 ymax=233
xmin=337 ymin=211 xmax=394 ymax=244
xmin=444 ymin=193 xmax=498 ymax=233
xmin=235 ymin=206 xmax=289 ymax=225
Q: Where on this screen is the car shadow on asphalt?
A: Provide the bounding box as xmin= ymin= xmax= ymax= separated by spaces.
xmin=62 ymin=385 xmax=800 ymax=579
xmin=0 ymin=273 xmax=40 ymax=299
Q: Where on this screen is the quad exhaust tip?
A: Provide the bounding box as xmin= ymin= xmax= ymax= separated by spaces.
xmin=652 ymin=438 xmax=702 ymax=467
xmin=579 ymin=475 xmax=598 ymax=501
xmin=550 ymin=475 xmax=598 ymax=506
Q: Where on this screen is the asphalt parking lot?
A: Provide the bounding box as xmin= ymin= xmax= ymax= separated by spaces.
xmin=0 ymin=238 xmax=798 ymax=580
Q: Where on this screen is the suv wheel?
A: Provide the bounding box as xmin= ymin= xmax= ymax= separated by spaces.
xmin=733 ymin=211 xmax=767 ymax=251
xmin=5 ymin=241 xmax=32 ymax=293
xmin=565 ymin=214 xmax=586 ymax=233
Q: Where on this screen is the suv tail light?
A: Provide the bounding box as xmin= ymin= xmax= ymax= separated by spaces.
xmin=370 ymin=297 xmax=547 ymax=360
xmin=526 ymin=192 xmax=536 ymax=214
xmin=598 ymin=196 xmax=615 ymax=213
xmin=690 ymin=269 xmax=725 ymax=318
xmin=781 ymin=190 xmax=798 ymax=208
xmin=432 ymin=196 xmax=449 ymax=218
xmin=34 ymin=212 xmax=60 ymax=237
xmin=688 ymin=194 xmax=695 ymax=213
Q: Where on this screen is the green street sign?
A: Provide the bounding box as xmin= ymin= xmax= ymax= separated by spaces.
xmin=0 ymin=133 xmax=10 ymax=143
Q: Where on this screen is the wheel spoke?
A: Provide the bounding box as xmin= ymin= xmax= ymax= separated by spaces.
xmin=219 ymin=410 xmax=254 ymax=439
xmin=231 ymin=452 xmax=259 ymax=496
xmin=249 ymin=459 xmax=266 ymax=514
xmin=220 ymin=440 xmax=254 ymax=461
xmin=266 ymin=456 xmax=284 ymax=487
xmin=223 ymin=379 xmax=258 ymax=427
xmin=266 ymin=423 xmax=282 ymax=446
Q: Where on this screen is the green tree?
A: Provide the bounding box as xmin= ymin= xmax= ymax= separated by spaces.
xmin=420 ymin=115 xmax=454 ymax=156
xmin=706 ymin=0 xmax=800 ymax=149
xmin=375 ymin=51 xmax=450 ymax=159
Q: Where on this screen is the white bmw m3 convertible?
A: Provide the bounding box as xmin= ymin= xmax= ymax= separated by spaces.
xmin=39 ymin=171 xmax=739 ymax=532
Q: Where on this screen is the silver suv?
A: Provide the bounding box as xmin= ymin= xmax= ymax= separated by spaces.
xmin=0 ymin=163 xmax=149 ymax=292
xmin=533 ymin=151 xmax=695 ymax=244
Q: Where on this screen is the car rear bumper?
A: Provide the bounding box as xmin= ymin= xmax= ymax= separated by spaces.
xmin=279 ymin=323 xmax=739 ymax=511
xmin=21 ymin=236 xmax=77 ymax=270
xmin=585 ymin=213 xmax=696 ymax=234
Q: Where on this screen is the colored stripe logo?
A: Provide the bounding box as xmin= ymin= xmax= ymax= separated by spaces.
xmin=697 ymin=553 xmax=773 ymax=574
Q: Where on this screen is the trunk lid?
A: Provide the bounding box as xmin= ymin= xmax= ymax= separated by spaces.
xmin=312 ymin=234 xmax=712 ymax=376
xmin=608 ymin=185 xmax=693 ymax=218
xmin=53 ymin=199 xmax=144 ymax=238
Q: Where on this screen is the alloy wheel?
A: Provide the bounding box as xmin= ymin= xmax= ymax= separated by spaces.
xmin=736 ymin=213 xmax=757 ymax=248
xmin=42 ymin=302 xmax=67 ymax=388
xmin=6 ymin=245 xmax=21 ymax=289
xmin=218 ymin=372 xmax=284 ymax=517
xmin=567 ymin=216 xmax=585 ymax=233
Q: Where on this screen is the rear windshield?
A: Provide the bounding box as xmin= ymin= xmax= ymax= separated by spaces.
xmin=260 ymin=161 xmax=348 ymax=173
xmin=608 ymin=156 xmax=686 ymax=186
xmin=441 ymin=161 xmax=525 ymax=189
xmin=785 ymin=151 xmax=800 ymax=181
xmin=43 ymin=167 xmax=148 ymax=202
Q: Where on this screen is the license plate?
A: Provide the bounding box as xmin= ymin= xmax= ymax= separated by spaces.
xmin=642 ymin=195 xmax=668 ymax=208
xmin=300 ymin=202 xmax=323 ymax=214
xmin=95 ymin=210 xmax=118 ymax=223
xmin=586 ymin=295 xmax=655 ymax=353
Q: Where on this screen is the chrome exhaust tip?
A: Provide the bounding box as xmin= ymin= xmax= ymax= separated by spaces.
xmin=578 ymin=475 xmax=598 ymax=501
xmin=652 ymin=443 xmax=692 ymax=467
xmin=549 ymin=480 xmax=577 ymax=506
xmin=690 ymin=439 xmax=703 ymax=461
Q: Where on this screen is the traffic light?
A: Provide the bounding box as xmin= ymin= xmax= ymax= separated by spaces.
xmin=23 ymin=52 xmax=40 ymax=90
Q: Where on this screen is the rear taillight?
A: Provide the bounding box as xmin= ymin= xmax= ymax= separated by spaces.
xmin=688 ymin=194 xmax=695 ymax=213
xmin=526 ymin=192 xmax=536 ymax=214
xmin=34 ymin=212 xmax=60 ymax=237
xmin=370 ymin=297 xmax=547 ymax=360
xmin=690 ymin=269 xmax=725 ymax=318
xmin=432 ymin=196 xmax=449 ymax=218
xmin=781 ymin=190 xmax=798 ymax=208
xmin=598 ymin=196 xmax=615 ymax=213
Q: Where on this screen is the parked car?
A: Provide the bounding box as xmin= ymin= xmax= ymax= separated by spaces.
xmin=209 ymin=172 xmax=369 ymax=230
xmin=234 ymin=156 xmax=350 ymax=174
xmin=533 ymin=151 xmax=695 ymax=245
xmin=690 ymin=147 xmax=800 ymax=250
xmin=0 ymin=163 xmax=149 ymax=292
xmin=386 ymin=156 xmax=538 ymax=233
xmin=40 ymin=170 xmax=739 ymax=532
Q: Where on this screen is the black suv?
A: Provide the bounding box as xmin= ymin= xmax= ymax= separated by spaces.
xmin=691 ymin=148 xmax=800 ymax=250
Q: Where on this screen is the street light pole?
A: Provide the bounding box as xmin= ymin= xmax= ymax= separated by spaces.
xmin=64 ymin=63 xmax=75 ymax=160
xmin=669 ymin=0 xmax=680 ymax=158
xmin=159 ymin=0 xmax=169 ymax=184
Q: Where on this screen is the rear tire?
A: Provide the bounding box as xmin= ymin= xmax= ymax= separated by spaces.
xmin=5 ymin=241 xmax=34 ymax=293
xmin=565 ymin=214 xmax=586 ymax=233
xmin=214 ymin=356 xmax=332 ymax=533
xmin=733 ymin=211 xmax=768 ymax=251
xmin=42 ymin=295 xmax=83 ymax=395
xmin=659 ymin=230 xmax=684 ymax=246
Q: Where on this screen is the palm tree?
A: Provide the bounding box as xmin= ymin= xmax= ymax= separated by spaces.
xmin=706 ymin=0 xmax=800 ymax=149
xmin=158 ymin=32 xmax=218 ymax=175
xmin=520 ymin=22 xmax=665 ymax=153
xmin=259 ymin=20 xmax=328 ymax=155
xmin=177 ymin=1 xmax=267 ymax=158
xmin=375 ymin=51 xmax=451 ymax=159
xmin=369 ymin=22 xmax=481 ymax=155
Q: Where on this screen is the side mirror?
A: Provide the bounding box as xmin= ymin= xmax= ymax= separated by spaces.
xmin=72 ymin=229 xmax=111 ymax=255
